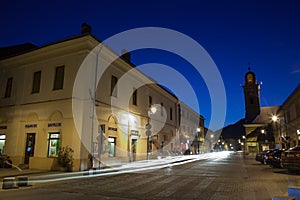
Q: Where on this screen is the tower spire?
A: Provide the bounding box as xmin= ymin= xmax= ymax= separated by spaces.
xmin=248 ymin=62 xmax=251 ymax=71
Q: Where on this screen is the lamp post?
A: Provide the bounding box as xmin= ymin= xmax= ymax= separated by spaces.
xmin=272 ymin=115 xmax=281 ymax=149
xmin=196 ymin=128 xmax=201 ymax=154
xmin=146 ymin=106 xmax=157 ymax=160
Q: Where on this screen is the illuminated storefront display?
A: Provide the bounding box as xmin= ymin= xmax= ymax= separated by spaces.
xmin=0 ymin=134 xmax=6 ymax=153
xmin=108 ymin=137 xmax=116 ymax=157
xmin=48 ymin=133 xmax=60 ymax=157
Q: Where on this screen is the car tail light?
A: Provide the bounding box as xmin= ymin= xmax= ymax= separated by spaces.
xmin=269 ymin=156 xmax=273 ymax=159
xmin=296 ymin=153 xmax=300 ymax=158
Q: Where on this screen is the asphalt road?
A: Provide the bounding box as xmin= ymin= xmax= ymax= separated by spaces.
xmin=1 ymin=152 xmax=300 ymax=200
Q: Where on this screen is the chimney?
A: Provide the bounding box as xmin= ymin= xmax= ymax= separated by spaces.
xmin=81 ymin=23 xmax=92 ymax=34
xmin=121 ymin=49 xmax=131 ymax=62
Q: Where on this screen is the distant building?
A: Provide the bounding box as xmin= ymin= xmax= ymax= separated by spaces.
xmin=277 ymin=84 xmax=300 ymax=148
xmin=178 ymin=102 xmax=205 ymax=154
xmin=216 ymin=66 xmax=299 ymax=155
xmin=242 ymin=67 xmax=278 ymax=155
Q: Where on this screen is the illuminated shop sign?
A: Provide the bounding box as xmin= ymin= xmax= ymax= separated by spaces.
xmin=297 ymin=129 xmax=300 ymax=135
xmin=48 ymin=122 xmax=61 ymax=128
xmin=25 ymin=124 xmax=37 ymax=128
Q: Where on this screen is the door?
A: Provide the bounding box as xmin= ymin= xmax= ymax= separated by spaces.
xmin=131 ymin=139 xmax=137 ymax=161
xmin=24 ymin=133 xmax=36 ymax=164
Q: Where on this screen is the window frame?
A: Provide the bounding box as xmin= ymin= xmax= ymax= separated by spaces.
xmin=111 ymin=75 xmax=118 ymax=97
xmin=47 ymin=132 xmax=61 ymax=158
xmin=32 ymin=70 xmax=41 ymax=94
xmin=132 ymin=88 xmax=137 ymax=106
xmin=53 ymin=66 xmax=65 ymax=90
xmin=4 ymin=77 xmax=13 ymax=98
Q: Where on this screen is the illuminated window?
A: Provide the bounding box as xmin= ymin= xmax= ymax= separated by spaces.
xmin=4 ymin=77 xmax=13 ymax=98
xmin=32 ymin=71 xmax=41 ymax=93
xmin=53 ymin=66 xmax=64 ymax=90
xmin=48 ymin=133 xmax=60 ymax=157
xmin=108 ymin=137 xmax=116 ymax=157
xmin=0 ymin=134 xmax=6 ymax=154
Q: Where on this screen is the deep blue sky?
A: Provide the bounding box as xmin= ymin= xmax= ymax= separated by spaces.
xmin=1 ymin=0 xmax=300 ymax=130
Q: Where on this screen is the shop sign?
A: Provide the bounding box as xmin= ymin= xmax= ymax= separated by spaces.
xmin=0 ymin=125 xmax=7 ymax=130
xmin=25 ymin=124 xmax=37 ymax=128
xmin=48 ymin=122 xmax=61 ymax=128
xmin=131 ymin=130 xmax=139 ymax=136
xmin=108 ymin=127 xmax=117 ymax=131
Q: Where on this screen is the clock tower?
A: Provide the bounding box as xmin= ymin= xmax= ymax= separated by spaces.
xmin=243 ymin=66 xmax=260 ymax=122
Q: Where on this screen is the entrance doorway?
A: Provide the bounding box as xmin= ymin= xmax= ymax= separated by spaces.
xmin=131 ymin=139 xmax=137 ymax=161
xmin=24 ymin=133 xmax=35 ymax=164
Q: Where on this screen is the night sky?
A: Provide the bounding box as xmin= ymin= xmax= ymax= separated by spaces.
xmin=1 ymin=0 xmax=300 ymax=131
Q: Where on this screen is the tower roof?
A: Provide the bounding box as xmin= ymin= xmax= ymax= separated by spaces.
xmin=244 ymin=64 xmax=257 ymax=85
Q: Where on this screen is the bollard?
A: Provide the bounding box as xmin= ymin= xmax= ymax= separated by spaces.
xmin=2 ymin=177 xmax=16 ymax=189
xmin=16 ymin=176 xmax=28 ymax=187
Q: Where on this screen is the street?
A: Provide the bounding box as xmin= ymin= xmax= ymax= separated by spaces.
xmin=1 ymin=152 xmax=300 ymax=200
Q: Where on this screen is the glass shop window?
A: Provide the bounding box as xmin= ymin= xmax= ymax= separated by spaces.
xmin=48 ymin=133 xmax=60 ymax=157
xmin=0 ymin=134 xmax=6 ymax=154
xmin=108 ymin=137 xmax=116 ymax=157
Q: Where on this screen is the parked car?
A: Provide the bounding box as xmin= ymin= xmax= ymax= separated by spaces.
xmin=268 ymin=149 xmax=284 ymax=168
xmin=263 ymin=149 xmax=278 ymax=165
xmin=281 ymin=146 xmax=300 ymax=173
xmin=255 ymin=150 xmax=269 ymax=164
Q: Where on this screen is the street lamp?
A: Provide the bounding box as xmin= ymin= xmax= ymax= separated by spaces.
xmin=196 ymin=127 xmax=201 ymax=154
xmin=272 ymin=115 xmax=282 ymax=149
xmin=145 ymin=106 xmax=157 ymax=160
xmin=272 ymin=115 xmax=278 ymax=122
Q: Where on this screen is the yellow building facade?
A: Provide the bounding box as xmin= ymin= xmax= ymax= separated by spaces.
xmin=0 ymin=25 xmax=204 ymax=171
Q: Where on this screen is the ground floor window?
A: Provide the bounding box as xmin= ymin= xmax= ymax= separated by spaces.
xmin=108 ymin=137 xmax=116 ymax=157
xmin=48 ymin=132 xmax=60 ymax=157
xmin=0 ymin=134 xmax=5 ymax=154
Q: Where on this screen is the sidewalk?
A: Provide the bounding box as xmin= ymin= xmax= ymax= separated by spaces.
xmin=0 ymin=168 xmax=52 ymax=179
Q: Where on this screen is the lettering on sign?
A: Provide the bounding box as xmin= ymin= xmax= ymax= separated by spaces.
xmin=0 ymin=126 xmax=7 ymax=130
xmin=131 ymin=130 xmax=139 ymax=136
xmin=48 ymin=122 xmax=61 ymax=128
xmin=108 ymin=127 xmax=117 ymax=131
xmin=25 ymin=124 xmax=37 ymax=128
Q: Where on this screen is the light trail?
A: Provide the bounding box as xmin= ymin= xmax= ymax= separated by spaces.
xmin=28 ymin=152 xmax=231 ymax=185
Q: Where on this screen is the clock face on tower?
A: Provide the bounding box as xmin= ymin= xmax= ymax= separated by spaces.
xmin=246 ymin=73 xmax=253 ymax=83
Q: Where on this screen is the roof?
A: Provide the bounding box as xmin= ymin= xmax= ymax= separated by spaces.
xmin=246 ymin=125 xmax=275 ymax=142
xmin=251 ymin=106 xmax=279 ymax=124
xmin=0 ymin=23 xmax=180 ymax=107
xmin=278 ymin=83 xmax=300 ymax=112
xmin=0 ymin=43 xmax=38 ymax=60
